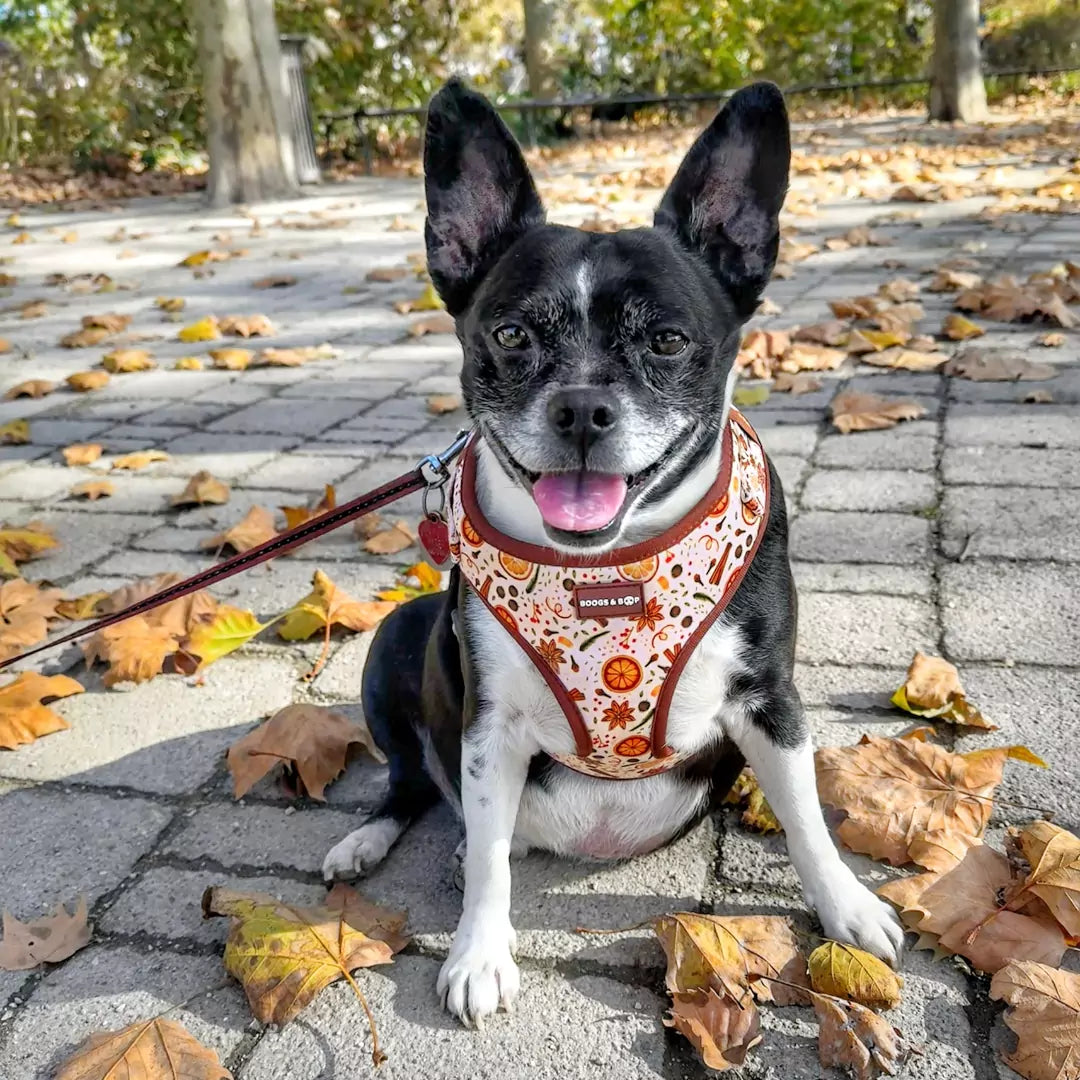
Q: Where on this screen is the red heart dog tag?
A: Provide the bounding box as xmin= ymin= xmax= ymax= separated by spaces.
xmin=418 ymin=514 xmax=452 ymax=568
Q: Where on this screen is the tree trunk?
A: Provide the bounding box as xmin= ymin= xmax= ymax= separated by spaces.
xmin=929 ymin=0 xmax=988 ymax=122
xmin=194 ymin=0 xmax=298 ymax=207
xmin=523 ymin=0 xmax=557 ymax=99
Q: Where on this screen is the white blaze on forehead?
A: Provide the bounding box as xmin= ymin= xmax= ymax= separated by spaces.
xmin=573 ymin=260 xmax=592 ymax=322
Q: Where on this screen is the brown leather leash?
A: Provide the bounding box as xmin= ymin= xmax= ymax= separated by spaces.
xmin=0 ymin=430 xmax=470 ymax=671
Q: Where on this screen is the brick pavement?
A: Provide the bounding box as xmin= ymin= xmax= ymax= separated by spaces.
xmin=1 ymin=113 xmax=1078 ymax=1079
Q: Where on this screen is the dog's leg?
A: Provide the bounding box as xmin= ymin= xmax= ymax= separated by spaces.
xmin=727 ymin=688 xmax=905 ymax=963
xmin=437 ymin=715 xmax=530 ymax=1027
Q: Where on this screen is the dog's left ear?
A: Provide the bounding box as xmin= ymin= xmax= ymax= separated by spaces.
xmin=655 ymin=82 xmax=789 ymax=319
xmin=424 ymin=79 xmax=545 ymax=316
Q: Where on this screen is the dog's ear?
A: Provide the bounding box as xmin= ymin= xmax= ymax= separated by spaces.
xmin=655 ymin=82 xmax=789 ymax=319
xmin=424 ymin=79 xmax=545 ymax=315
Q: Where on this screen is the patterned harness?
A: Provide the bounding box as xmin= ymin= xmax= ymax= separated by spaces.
xmin=448 ymin=410 xmax=770 ymax=780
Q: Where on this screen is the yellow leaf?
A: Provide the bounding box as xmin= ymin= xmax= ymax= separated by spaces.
xmin=210 ymin=347 xmax=253 ymax=370
xmin=3 ymin=379 xmax=54 ymax=400
xmin=732 ymin=385 xmax=770 ymax=407
xmin=890 ymin=651 xmax=995 ymax=730
xmin=375 ymin=560 xmax=444 ymax=603
xmin=55 ymin=590 xmax=109 ymax=621
xmin=392 ymin=282 xmax=442 ymax=314
xmin=111 ymin=449 xmax=169 ymax=470
xmin=177 ymin=315 xmax=221 ymax=343
xmin=66 ymin=370 xmax=110 ymax=392
xmin=724 ymin=767 xmax=782 ymax=834
xmin=69 ymin=480 xmax=114 ymax=500
xmin=102 ymin=348 xmax=156 ymax=373
xmin=846 ymin=328 xmax=910 ymax=355
xmin=807 ymin=941 xmax=902 ymax=1009
xmin=174 ymin=356 xmax=204 ymax=370
xmin=0 ymin=523 xmax=57 ymax=576
xmin=178 ymin=250 xmax=212 ymax=267
xmin=0 ymin=419 xmax=29 ymax=445
xmin=279 ymin=485 xmax=335 ymax=529
xmin=0 ymin=672 xmax=82 ymax=750
xmin=170 ymin=470 xmax=230 ymax=506
xmin=155 ymin=296 xmax=186 ymax=312
xmin=61 ymin=442 xmax=103 ymax=466
xmin=180 ymin=605 xmax=270 ymax=671
xmin=942 ymin=313 xmax=985 ymax=341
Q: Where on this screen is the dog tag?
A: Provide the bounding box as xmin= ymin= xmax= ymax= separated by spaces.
xmin=418 ymin=513 xmax=452 ymax=568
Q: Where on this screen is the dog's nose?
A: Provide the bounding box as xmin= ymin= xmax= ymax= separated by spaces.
xmin=546 ymin=388 xmax=621 ymax=445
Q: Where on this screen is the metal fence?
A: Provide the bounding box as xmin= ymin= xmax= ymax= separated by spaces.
xmin=318 ymin=64 xmax=1080 ymax=172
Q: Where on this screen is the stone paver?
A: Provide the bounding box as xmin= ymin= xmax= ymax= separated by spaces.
xmin=2 ymin=107 xmax=1078 ymax=1080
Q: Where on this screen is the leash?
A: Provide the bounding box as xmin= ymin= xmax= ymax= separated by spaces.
xmin=0 ymin=430 xmax=471 ymax=671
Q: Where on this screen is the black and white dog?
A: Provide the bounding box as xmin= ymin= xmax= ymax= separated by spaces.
xmin=323 ymin=79 xmax=903 ymax=1026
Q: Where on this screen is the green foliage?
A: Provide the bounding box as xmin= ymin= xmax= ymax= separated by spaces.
xmin=984 ymin=1 xmax=1080 ymax=71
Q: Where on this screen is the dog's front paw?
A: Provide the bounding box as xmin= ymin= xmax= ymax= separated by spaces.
xmin=807 ymin=863 xmax=905 ymax=965
xmin=321 ymin=819 xmax=402 ymax=881
xmin=437 ymin=918 xmax=519 ymax=1028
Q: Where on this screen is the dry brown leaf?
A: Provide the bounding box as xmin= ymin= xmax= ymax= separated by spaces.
xmin=353 ymin=513 xmax=386 ymax=540
xmin=928 ymin=268 xmax=983 ymax=292
xmin=794 ymin=321 xmax=849 ymax=346
xmin=0 ymin=897 xmax=90 ymax=970
xmin=1007 ymin=822 xmax=1080 ymax=939
xmin=253 ymin=274 xmax=297 ymax=289
xmin=990 ymin=960 xmax=1080 ymax=1080
xmin=155 ymin=296 xmax=186 ymax=312
xmin=70 ymin=480 xmax=114 ymax=501
xmin=111 ymin=449 xmax=169 ymax=471
xmin=102 ymin=348 xmax=156 ymax=373
xmin=1023 ymin=389 xmax=1055 ymax=404
xmin=83 ymin=312 xmax=131 ymax=333
xmin=1036 ymin=332 xmax=1066 ymax=348
xmin=54 ymin=1019 xmax=232 ymax=1080
xmin=0 ymin=672 xmax=82 ymax=749
xmin=20 ymin=299 xmax=48 ymax=319
xmin=664 ymin=990 xmax=761 ymax=1071
xmin=61 ymin=443 xmax=104 ymax=466
xmin=82 ymin=617 xmax=180 ymax=687
xmin=366 ymin=266 xmax=409 ymax=282
xmin=409 ymin=312 xmax=456 ymax=337
xmin=946 ymin=347 xmax=1057 ymax=382
xmin=4 ymin=379 xmax=54 ymax=400
xmin=171 ymin=471 xmax=230 ymax=507
xmin=861 ymin=347 xmax=947 ymax=372
xmin=0 ymin=522 xmax=58 ymax=576
xmin=816 ymin=733 xmax=1044 ymax=867
xmin=724 ymin=767 xmax=782 ymax=833
xmin=209 ymin=347 xmax=253 ymax=370
xmin=773 ymin=371 xmax=823 ymax=395
xmin=829 ymin=296 xmax=881 ymax=320
xmin=426 ymin=393 xmax=462 ymax=415
xmin=66 ymin=370 xmax=110 ymax=392
xmin=59 ymin=327 xmax=111 ymax=348
xmin=260 ymin=344 xmax=336 ymax=366
xmin=219 ymin=314 xmax=275 ymax=337
xmin=0 ymin=338 xmax=9 ymax=353
xmin=890 ymin=651 xmax=995 ymax=730
xmin=55 ymin=591 xmax=109 ymax=621
xmin=202 ymin=883 xmax=407 ymax=1064
xmin=0 ymin=578 xmax=63 ymax=661
xmin=846 ymin=329 xmax=910 ymax=355
xmin=202 ymin=506 xmax=277 ymax=555
xmin=830 ymin=392 xmax=926 ymax=434
xmin=942 ymin=313 xmax=985 ymax=341
xmin=877 ymin=276 xmax=920 ymax=303
xmin=362 ymin=520 xmax=415 ymax=555
xmin=780 ymin=342 xmax=846 ymax=374
xmin=227 ymin=703 xmax=385 ymax=800
xmin=280 ymin=485 xmax=335 ymax=529
xmin=807 ymin=942 xmax=902 ymax=1009
xmin=812 ymin=989 xmax=909 ymax=1080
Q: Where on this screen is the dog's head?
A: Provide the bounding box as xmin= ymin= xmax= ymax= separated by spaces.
xmin=424 ymin=79 xmax=789 ymax=549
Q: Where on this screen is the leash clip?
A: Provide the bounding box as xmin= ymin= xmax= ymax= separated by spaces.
xmin=418 ymin=428 xmax=470 ymax=488
xmin=416 ymin=429 xmax=469 ymax=570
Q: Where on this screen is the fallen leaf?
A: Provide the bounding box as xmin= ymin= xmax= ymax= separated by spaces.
xmin=155 ymin=296 xmax=186 ymax=312
xmin=773 ymin=371 xmax=823 ymax=395
xmin=829 ymin=392 xmax=926 ymax=434
xmin=20 ymin=299 xmax=48 ymax=319
xmin=816 ymin=733 xmax=1044 ymax=867
xmin=664 ymin=990 xmax=761 ymax=1071
xmin=929 ymin=268 xmax=984 ymax=292
xmin=0 ymin=338 xmax=9 ymax=353
xmin=794 ymin=321 xmax=849 ymax=346
xmin=260 ymin=344 xmax=336 ymax=366
xmin=946 ymin=347 xmax=1057 ymax=382
xmin=102 ymin=348 xmax=155 ymax=373
xmin=179 ymin=249 xmax=229 ymax=267
xmin=209 ymin=347 xmax=253 ymax=370
xmin=4 ymin=378 xmax=54 ymax=401
xmin=0 ymin=419 xmax=30 ymax=444
xmin=202 ymin=883 xmax=407 ymax=1063
xmin=807 ymin=942 xmax=902 ymax=1009
xmin=652 ymin=912 xmax=810 ymax=1007
xmin=877 ymin=276 xmax=920 ymax=303
xmin=54 ymin=1019 xmax=232 ymax=1080
xmin=202 ymin=507 xmax=278 ymax=555
xmin=353 ymin=513 xmax=386 ymax=541
xmin=280 ymin=485 xmax=335 ymax=529
xmin=375 ymin=560 xmax=444 ymax=603
xmin=362 ymin=520 xmax=415 ymax=555
xmin=174 ymin=356 xmax=204 ymax=370
xmin=890 ymin=651 xmax=995 ymax=730
xmin=366 ymin=266 xmax=409 ymax=282
xmin=846 ymin=329 xmax=911 ymax=355
xmin=0 ymin=897 xmax=90 ymax=969
xmin=55 ymin=591 xmax=109 ymax=621
xmin=779 ymin=342 xmax=846 ymax=373
xmin=82 ymin=617 xmax=179 ymax=687
xmin=66 ymin=371 xmax=110 ymax=392
xmin=227 ymin=703 xmax=385 ymax=799
xmin=1007 ymin=821 xmax=1080 ymax=939
xmin=408 ymin=312 xmax=455 ymax=337
xmin=990 ymin=960 xmax=1080 ymax=1080
xmin=253 ymin=274 xmax=297 ymax=289
xmin=942 ymin=313 xmax=985 ymax=341
xmin=1023 ymin=389 xmax=1055 ymax=404
xmin=879 ymin=843 xmax=1068 ymax=973
xmin=0 ymin=578 xmax=63 ymax=661
xmin=724 ymin=767 xmax=782 ymax=834
xmin=861 ymin=347 xmax=946 ymax=372
xmin=830 ymin=296 xmax=881 ymax=320
xmin=0 ymin=523 xmax=58 ymax=576
xmin=82 ymin=312 xmax=131 ymax=333
xmin=0 ymin=672 xmax=82 ymax=749
xmin=111 ymin=449 xmax=169 ymax=470
xmin=70 ymin=480 xmax=114 ymax=501
xmin=812 ymin=989 xmax=909 ymax=1080
xmin=171 ymin=471 xmax=230 ymax=506
xmin=177 ymin=316 xmax=221 ymax=343
xmin=392 ymin=283 xmax=442 ymax=314
xmin=219 ymin=314 xmax=275 ymax=337
xmin=1036 ymin=332 xmax=1065 ymax=347
xmin=61 ymin=443 xmax=103 ymax=466
xmin=178 ymin=606 xmax=270 ymax=672
xmin=733 ymin=385 xmax=770 ymax=407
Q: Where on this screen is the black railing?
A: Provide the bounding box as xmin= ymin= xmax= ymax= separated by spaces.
xmin=319 ymin=64 xmax=1080 ymax=171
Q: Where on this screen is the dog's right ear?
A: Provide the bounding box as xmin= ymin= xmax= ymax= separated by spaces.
xmin=424 ymin=79 xmax=545 ymax=316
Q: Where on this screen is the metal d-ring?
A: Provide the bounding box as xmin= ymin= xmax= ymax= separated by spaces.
xmin=421 ymin=481 xmax=447 ymax=522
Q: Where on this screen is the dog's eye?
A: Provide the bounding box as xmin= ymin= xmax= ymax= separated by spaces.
xmin=650 ymin=330 xmax=688 ymax=356
xmin=494 ymin=324 xmax=529 ymax=350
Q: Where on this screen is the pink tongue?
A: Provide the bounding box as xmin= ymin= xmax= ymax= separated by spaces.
xmin=532 ymin=473 xmax=628 ymax=532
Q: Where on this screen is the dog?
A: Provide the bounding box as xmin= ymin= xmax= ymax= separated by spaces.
xmin=323 ymin=78 xmax=904 ymax=1027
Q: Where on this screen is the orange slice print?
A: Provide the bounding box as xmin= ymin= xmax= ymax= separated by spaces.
xmin=461 ymin=516 xmax=482 ymax=546
xmin=617 ymin=555 xmax=659 ymax=582
xmin=708 ymin=492 xmax=730 ymax=517
xmin=602 ymin=655 xmax=643 ymax=693
xmin=494 ymin=606 xmax=518 ymax=632
xmin=614 ymin=735 xmax=650 ymax=757
xmin=498 ymin=552 xmax=533 ymax=580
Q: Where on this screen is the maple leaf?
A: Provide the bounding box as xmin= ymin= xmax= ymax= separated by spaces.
xmin=219 ymin=313 xmax=275 ymax=337
xmin=171 ymin=470 xmax=230 ymax=507
xmin=846 ymin=329 xmax=910 ymax=355
xmin=280 ymin=485 xmax=335 ymax=529
xmin=878 ymin=843 xmax=1067 ymax=973
xmin=3 ymin=379 xmax=54 ymax=400
xmin=60 ymin=327 xmax=111 ymax=348
xmin=794 ymin=321 xmax=849 ymax=346
xmin=816 ymin=733 xmax=1044 ymax=867
xmin=70 ymin=480 xmax=114 ymax=500
xmin=830 ymin=392 xmax=925 ymax=434
xmin=861 ymin=347 xmax=946 ymax=372
xmin=201 ymin=506 xmax=277 ymax=555
xmin=65 ymin=371 xmax=110 ymax=392
xmin=811 ymin=989 xmax=909 ymax=1080
xmin=990 ymin=960 xmax=1080 ymax=1080
xmin=773 ymin=371 xmax=823 ymax=395
xmin=945 ymin=346 xmax=1057 ymax=382
xmin=102 ymin=348 xmax=156 ymax=373
xmin=202 ymin=883 xmax=408 ymax=1064
xmin=1005 ymin=821 xmax=1080 ymax=939
xmin=227 ymin=703 xmax=385 ymax=799
xmin=0 ymin=578 xmax=63 ymax=661
xmin=178 ymin=605 xmax=270 ymax=672
xmin=807 ymin=942 xmax=902 ymax=1010
xmin=779 ymin=342 xmax=846 ymax=373
xmin=0 ymin=523 xmax=58 ymax=577
xmin=663 ymin=990 xmax=761 ymax=1071
xmin=83 ymin=617 xmax=180 ymax=687
xmin=209 ymin=347 xmax=253 ymax=370
xmin=0 ymin=419 xmax=30 ymax=445
xmin=890 ymin=651 xmax=995 ymax=730
xmin=56 ymin=590 xmax=109 ymax=621
xmin=723 ymin=767 xmax=782 ymax=834
xmin=0 ymin=672 xmax=83 ymax=749
xmin=0 ymin=897 xmax=91 ymax=970
xmin=260 ymin=344 xmax=336 ymax=366
xmin=177 ymin=315 xmax=221 ymax=343
xmin=362 ymin=520 xmax=415 ymax=555
xmin=54 ymin=1019 xmax=232 ymax=1080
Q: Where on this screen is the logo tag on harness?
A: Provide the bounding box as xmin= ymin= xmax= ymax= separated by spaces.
xmin=573 ymin=581 xmax=646 ymax=620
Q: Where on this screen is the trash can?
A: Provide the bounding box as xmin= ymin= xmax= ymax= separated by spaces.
xmin=279 ymin=35 xmax=321 ymax=185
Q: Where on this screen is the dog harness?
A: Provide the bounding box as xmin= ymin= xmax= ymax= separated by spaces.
xmin=447 ymin=410 xmax=770 ymax=780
